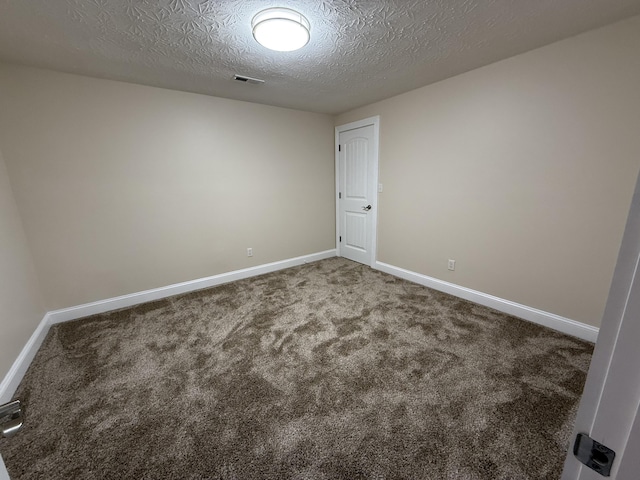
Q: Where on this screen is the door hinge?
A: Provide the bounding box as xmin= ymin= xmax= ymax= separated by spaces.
xmin=1 ymin=400 xmax=24 ymax=438
xmin=339 ymin=236 xmax=342 ymax=242
xmin=573 ymin=433 xmax=615 ymax=477
xmin=338 ymin=144 xmax=341 ymax=152
xmin=339 ymin=192 xmax=342 ymax=199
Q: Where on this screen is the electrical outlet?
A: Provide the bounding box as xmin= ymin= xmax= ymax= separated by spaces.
xmin=448 ymin=259 xmax=455 ymax=271
xmin=247 ymin=248 xmax=253 ymax=257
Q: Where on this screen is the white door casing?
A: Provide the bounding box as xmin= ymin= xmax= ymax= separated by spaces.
xmin=335 ymin=117 xmax=379 ymax=267
xmin=0 ymin=454 xmax=9 ymax=480
xmin=561 ymin=168 xmax=640 ymax=479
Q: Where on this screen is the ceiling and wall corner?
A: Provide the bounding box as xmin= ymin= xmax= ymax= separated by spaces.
xmin=0 ymin=3 xmax=638 ymax=327
xmin=335 ymin=15 xmax=640 ymax=327
xmin=0 ymin=0 xmax=639 ymax=114
xmin=0 ymin=6 xmax=639 ymax=475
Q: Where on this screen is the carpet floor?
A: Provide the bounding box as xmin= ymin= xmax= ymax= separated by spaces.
xmin=0 ymin=258 xmax=593 ymax=479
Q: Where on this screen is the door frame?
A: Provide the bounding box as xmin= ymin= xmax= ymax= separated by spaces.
xmin=335 ymin=116 xmax=380 ymax=268
xmin=0 ymin=454 xmax=7 ymax=480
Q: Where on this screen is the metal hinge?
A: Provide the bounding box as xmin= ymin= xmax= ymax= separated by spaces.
xmin=1 ymin=400 xmax=24 ymax=438
xmin=573 ymin=433 xmax=615 ymax=477
xmin=339 ymin=236 xmax=342 ymax=242
xmin=338 ymin=144 xmax=341 ymax=152
xmin=339 ymin=192 xmax=342 ymax=199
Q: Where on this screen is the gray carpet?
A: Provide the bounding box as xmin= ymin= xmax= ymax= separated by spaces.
xmin=0 ymin=258 xmax=593 ymax=479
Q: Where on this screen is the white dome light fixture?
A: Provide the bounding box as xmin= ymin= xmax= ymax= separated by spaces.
xmin=252 ymin=8 xmax=310 ymax=52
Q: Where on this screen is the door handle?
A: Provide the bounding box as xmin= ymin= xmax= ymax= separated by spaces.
xmin=362 ymin=205 xmax=372 ymax=211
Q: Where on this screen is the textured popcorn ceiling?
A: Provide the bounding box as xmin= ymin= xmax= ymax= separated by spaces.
xmin=1 ymin=0 xmax=639 ymax=114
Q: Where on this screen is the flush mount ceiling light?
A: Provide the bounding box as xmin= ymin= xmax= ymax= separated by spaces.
xmin=252 ymin=7 xmax=310 ymax=52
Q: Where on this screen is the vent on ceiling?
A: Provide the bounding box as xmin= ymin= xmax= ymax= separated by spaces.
xmin=233 ymin=74 xmax=265 ymax=85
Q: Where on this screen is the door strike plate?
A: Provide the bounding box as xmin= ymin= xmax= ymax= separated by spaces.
xmin=573 ymin=432 xmax=615 ymax=477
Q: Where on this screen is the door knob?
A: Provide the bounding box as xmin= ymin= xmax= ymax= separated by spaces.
xmin=362 ymin=205 xmax=372 ymax=211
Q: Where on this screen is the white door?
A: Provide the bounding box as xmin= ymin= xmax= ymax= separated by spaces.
xmin=561 ymin=168 xmax=640 ymax=479
xmin=336 ymin=117 xmax=379 ymax=267
xmin=616 ymin=402 xmax=640 ymax=478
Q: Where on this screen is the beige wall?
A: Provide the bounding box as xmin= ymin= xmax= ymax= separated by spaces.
xmin=0 ymin=147 xmax=45 ymax=380
xmin=1 ymin=15 xmax=638 ymax=331
xmin=0 ymin=65 xmax=335 ymax=310
xmin=336 ymin=16 xmax=640 ymax=327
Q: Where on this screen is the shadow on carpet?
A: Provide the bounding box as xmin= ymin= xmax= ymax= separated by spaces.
xmin=0 ymin=258 xmax=593 ymax=479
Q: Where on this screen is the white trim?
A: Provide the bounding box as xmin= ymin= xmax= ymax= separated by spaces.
xmin=48 ymin=250 xmax=336 ymax=325
xmin=335 ymin=116 xmax=380 ymax=268
xmin=0 ymin=454 xmax=10 ymax=480
xmin=0 ymin=313 xmax=51 ymax=404
xmin=335 ymin=128 xmax=340 ymax=256
xmin=375 ymin=261 xmax=599 ymax=342
xmin=0 ymin=250 xmax=336 ymax=403
xmin=1 ymin=249 xmax=594 ymax=409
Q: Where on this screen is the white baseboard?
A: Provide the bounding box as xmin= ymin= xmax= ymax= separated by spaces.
xmin=48 ymin=249 xmax=337 ymax=325
xmin=0 ymin=313 xmax=51 ymax=405
xmin=1 ymin=251 xmax=594 ymax=405
xmin=375 ymin=261 xmax=599 ymax=343
xmin=0 ymin=250 xmax=336 ymax=403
